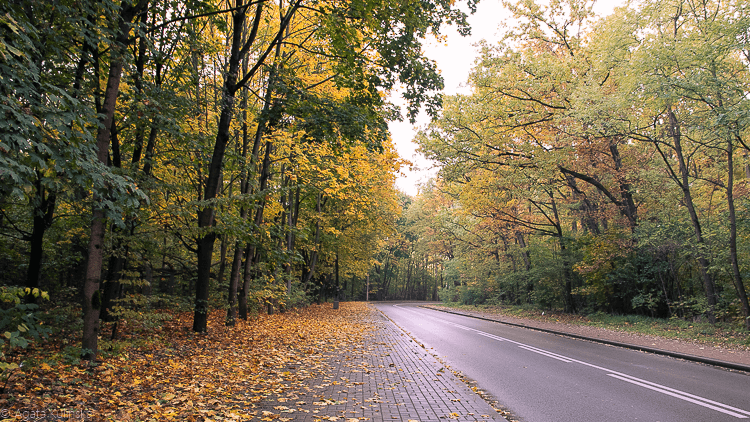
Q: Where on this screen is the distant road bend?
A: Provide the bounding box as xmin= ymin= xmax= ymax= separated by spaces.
xmin=376 ymin=303 xmax=750 ymax=422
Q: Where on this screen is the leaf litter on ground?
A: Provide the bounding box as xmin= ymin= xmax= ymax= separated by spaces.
xmin=0 ymin=302 xmax=376 ymax=421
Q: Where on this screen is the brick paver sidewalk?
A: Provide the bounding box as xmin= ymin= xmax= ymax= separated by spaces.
xmin=257 ymin=307 xmax=506 ymax=422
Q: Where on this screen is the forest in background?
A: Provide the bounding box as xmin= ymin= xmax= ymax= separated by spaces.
xmin=404 ymin=0 xmax=750 ymax=331
xmin=2 ymin=0 xmax=750 ymax=375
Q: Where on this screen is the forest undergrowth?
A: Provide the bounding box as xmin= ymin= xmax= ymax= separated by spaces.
xmin=0 ymin=302 xmax=373 ymax=421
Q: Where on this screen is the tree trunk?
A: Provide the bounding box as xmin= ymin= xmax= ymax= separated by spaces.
xmin=550 ymin=195 xmax=574 ymax=313
xmin=608 ymin=141 xmax=638 ymax=229
xmin=302 ymin=193 xmax=324 ymax=285
xmin=100 ymin=253 xmax=125 ymax=322
xmin=726 ymin=136 xmax=750 ymax=329
xmin=217 ymin=235 xmax=229 ymax=292
xmin=25 ymin=187 xmax=56 ymax=298
xmin=193 ymin=3 xmax=247 ymax=332
xmin=239 ymin=244 xmax=255 ymax=320
xmin=82 ymin=0 xmax=147 ymax=359
xmin=515 ymin=231 xmax=531 ymax=271
xmin=193 ymin=230 xmax=215 ymax=332
xmin=333 ymin=253 xmax=340 ymax=309
xmin=226 ymin=242 xmax=243 ymax=326
xmin=666 ymin=108 xmax=717 ymax=323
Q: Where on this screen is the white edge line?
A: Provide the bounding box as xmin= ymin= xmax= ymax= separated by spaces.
xmin=392 ymin=304 xmax=750 ymax=418
xmin=610 ymin=372 xmax=750 ymax=417
xmin=607 ymin=374 xmax=748 ymax=419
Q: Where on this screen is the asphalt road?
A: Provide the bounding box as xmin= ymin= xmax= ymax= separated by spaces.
xmin=375 ymin=303 xmax=750 ymax=422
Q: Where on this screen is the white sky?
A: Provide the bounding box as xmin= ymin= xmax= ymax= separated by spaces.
xmin=390 ymin=0 xmax=626 ymax=197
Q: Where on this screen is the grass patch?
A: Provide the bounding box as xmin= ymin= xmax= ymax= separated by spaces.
xmin=433 ymin=302 xmax=750 ymax=349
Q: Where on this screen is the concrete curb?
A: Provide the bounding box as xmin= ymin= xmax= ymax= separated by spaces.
xmin=420 ymin=305 xmax=750 ymax=373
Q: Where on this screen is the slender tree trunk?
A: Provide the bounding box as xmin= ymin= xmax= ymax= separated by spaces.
xmin=239 ymin=245 xmax=255 ymax=320
xmin=226 ymin=242 xmax=243 ymax=326
xmin=25 ymin=186 xmax=56 ymax=298
xmin=666 ymin=108 xmax=717 ymax=323
xmin=82 ymin=0 xmax=147 ymax=359
xmin=302 ymin=192 xmax=324 ymax=285
xmin=284 ymin=186 xmax=300 ymax=295
xmin=515 ymin=231 xmax=531 ymax=271
xmin=726 ymin=137 xmax=750 ymax=329
xmin=229 ymin=47 xmax=252 ymax=325
xmin=130 ymin=12 xmax=149 ymax=166
xmin=193 ymin=3 xmax=248 ymax=332
xmin=217 ymin=235 xmax=229 ymax=291
xmin=100 ymin=252 xmax=125 ymax=322
xmin=333 ymin=252 xmax=340 ymax=309
xmin=549 ymin=195 xmax=574 ymax=313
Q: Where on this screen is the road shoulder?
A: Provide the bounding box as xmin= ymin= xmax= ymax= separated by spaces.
xmin=423 ymin=305 xmax=750 ymax=373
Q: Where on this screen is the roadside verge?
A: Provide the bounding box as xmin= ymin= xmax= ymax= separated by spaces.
xmin=421 ymin=305 xmax=750 ymax=373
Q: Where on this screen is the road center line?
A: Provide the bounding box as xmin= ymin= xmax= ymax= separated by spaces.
xmin=517 ymin=345 xmax=572 ymax=362
xmin=393 ymin=304 xmax=750 ymax=419
xmin=476 ymin=331 xmax=506 ymax=342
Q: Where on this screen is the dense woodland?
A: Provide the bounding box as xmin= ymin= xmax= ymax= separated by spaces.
xmin=1 ymin=0 xmax=750 ymax=369
xmin=410 ymin=0 xmax=750 ymax=330
xmin=0 ymin=0 xmax=477 ymax=362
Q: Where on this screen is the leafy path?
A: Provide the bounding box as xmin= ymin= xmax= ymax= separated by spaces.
xmin=1 ymin=303 xmax=375 ymax=421
xmin=254 ymin=308 xmax=504 ymax=422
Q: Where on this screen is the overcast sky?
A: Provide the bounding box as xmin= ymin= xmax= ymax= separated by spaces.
xmin=390 ymin=0 xmax=626 ymax=197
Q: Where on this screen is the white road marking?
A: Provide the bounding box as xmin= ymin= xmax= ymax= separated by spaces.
xmin=517 ymin=345 xmax=573 ymax=362
xmin=607 ymin=374 xmax=749 ymax=418
xmin=476 ymin=331 xmax=506 ymax=342
xmin=390 ymin=304 xmax=750 ymax=419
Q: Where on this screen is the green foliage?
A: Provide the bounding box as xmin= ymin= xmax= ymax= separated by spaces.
xmin=407 ymin=0 xmax=750 ymax=327
xmin=0 ymin=287 xmax=50 ymax=347
xmin=319 ymin=0 xmax=477 ymax=122
xmin=285 ymin=282 xmax=311 ymax=309
xmin=0 ymin=287 xmax=51 ymax=378
xmin=437 ymin=287 xmax=459 ymax=303
xmin=107 ymin=296 xmax=173 ymax=331
xmin=457 ymin=285 xmax=483 ymax=306
xmin=0 ymin=1 xmax=146 ymax=222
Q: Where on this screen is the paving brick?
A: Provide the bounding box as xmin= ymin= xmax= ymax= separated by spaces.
xmin=256 ymin=307 xmax=506 ymax=421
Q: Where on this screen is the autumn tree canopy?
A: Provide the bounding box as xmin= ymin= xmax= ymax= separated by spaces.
xmin=0 ymin=0 xmax=477 ymax=359
xmin=411 ymin=0 xmax=750 ymax=329
xmin=2 ymin=0 xmax=750 ymax=366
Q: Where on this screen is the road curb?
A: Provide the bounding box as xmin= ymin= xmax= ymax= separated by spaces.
xmin=420 ymin=305 xmax=750 ymax=373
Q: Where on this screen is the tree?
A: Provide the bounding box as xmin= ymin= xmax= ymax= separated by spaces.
xmin=191 ymin=0 xmax=477 ymax=330
xmin=413 ymin=0 xmax=750 ymax=324
xmin=618 ymin=0 xmax=750 ymax=326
